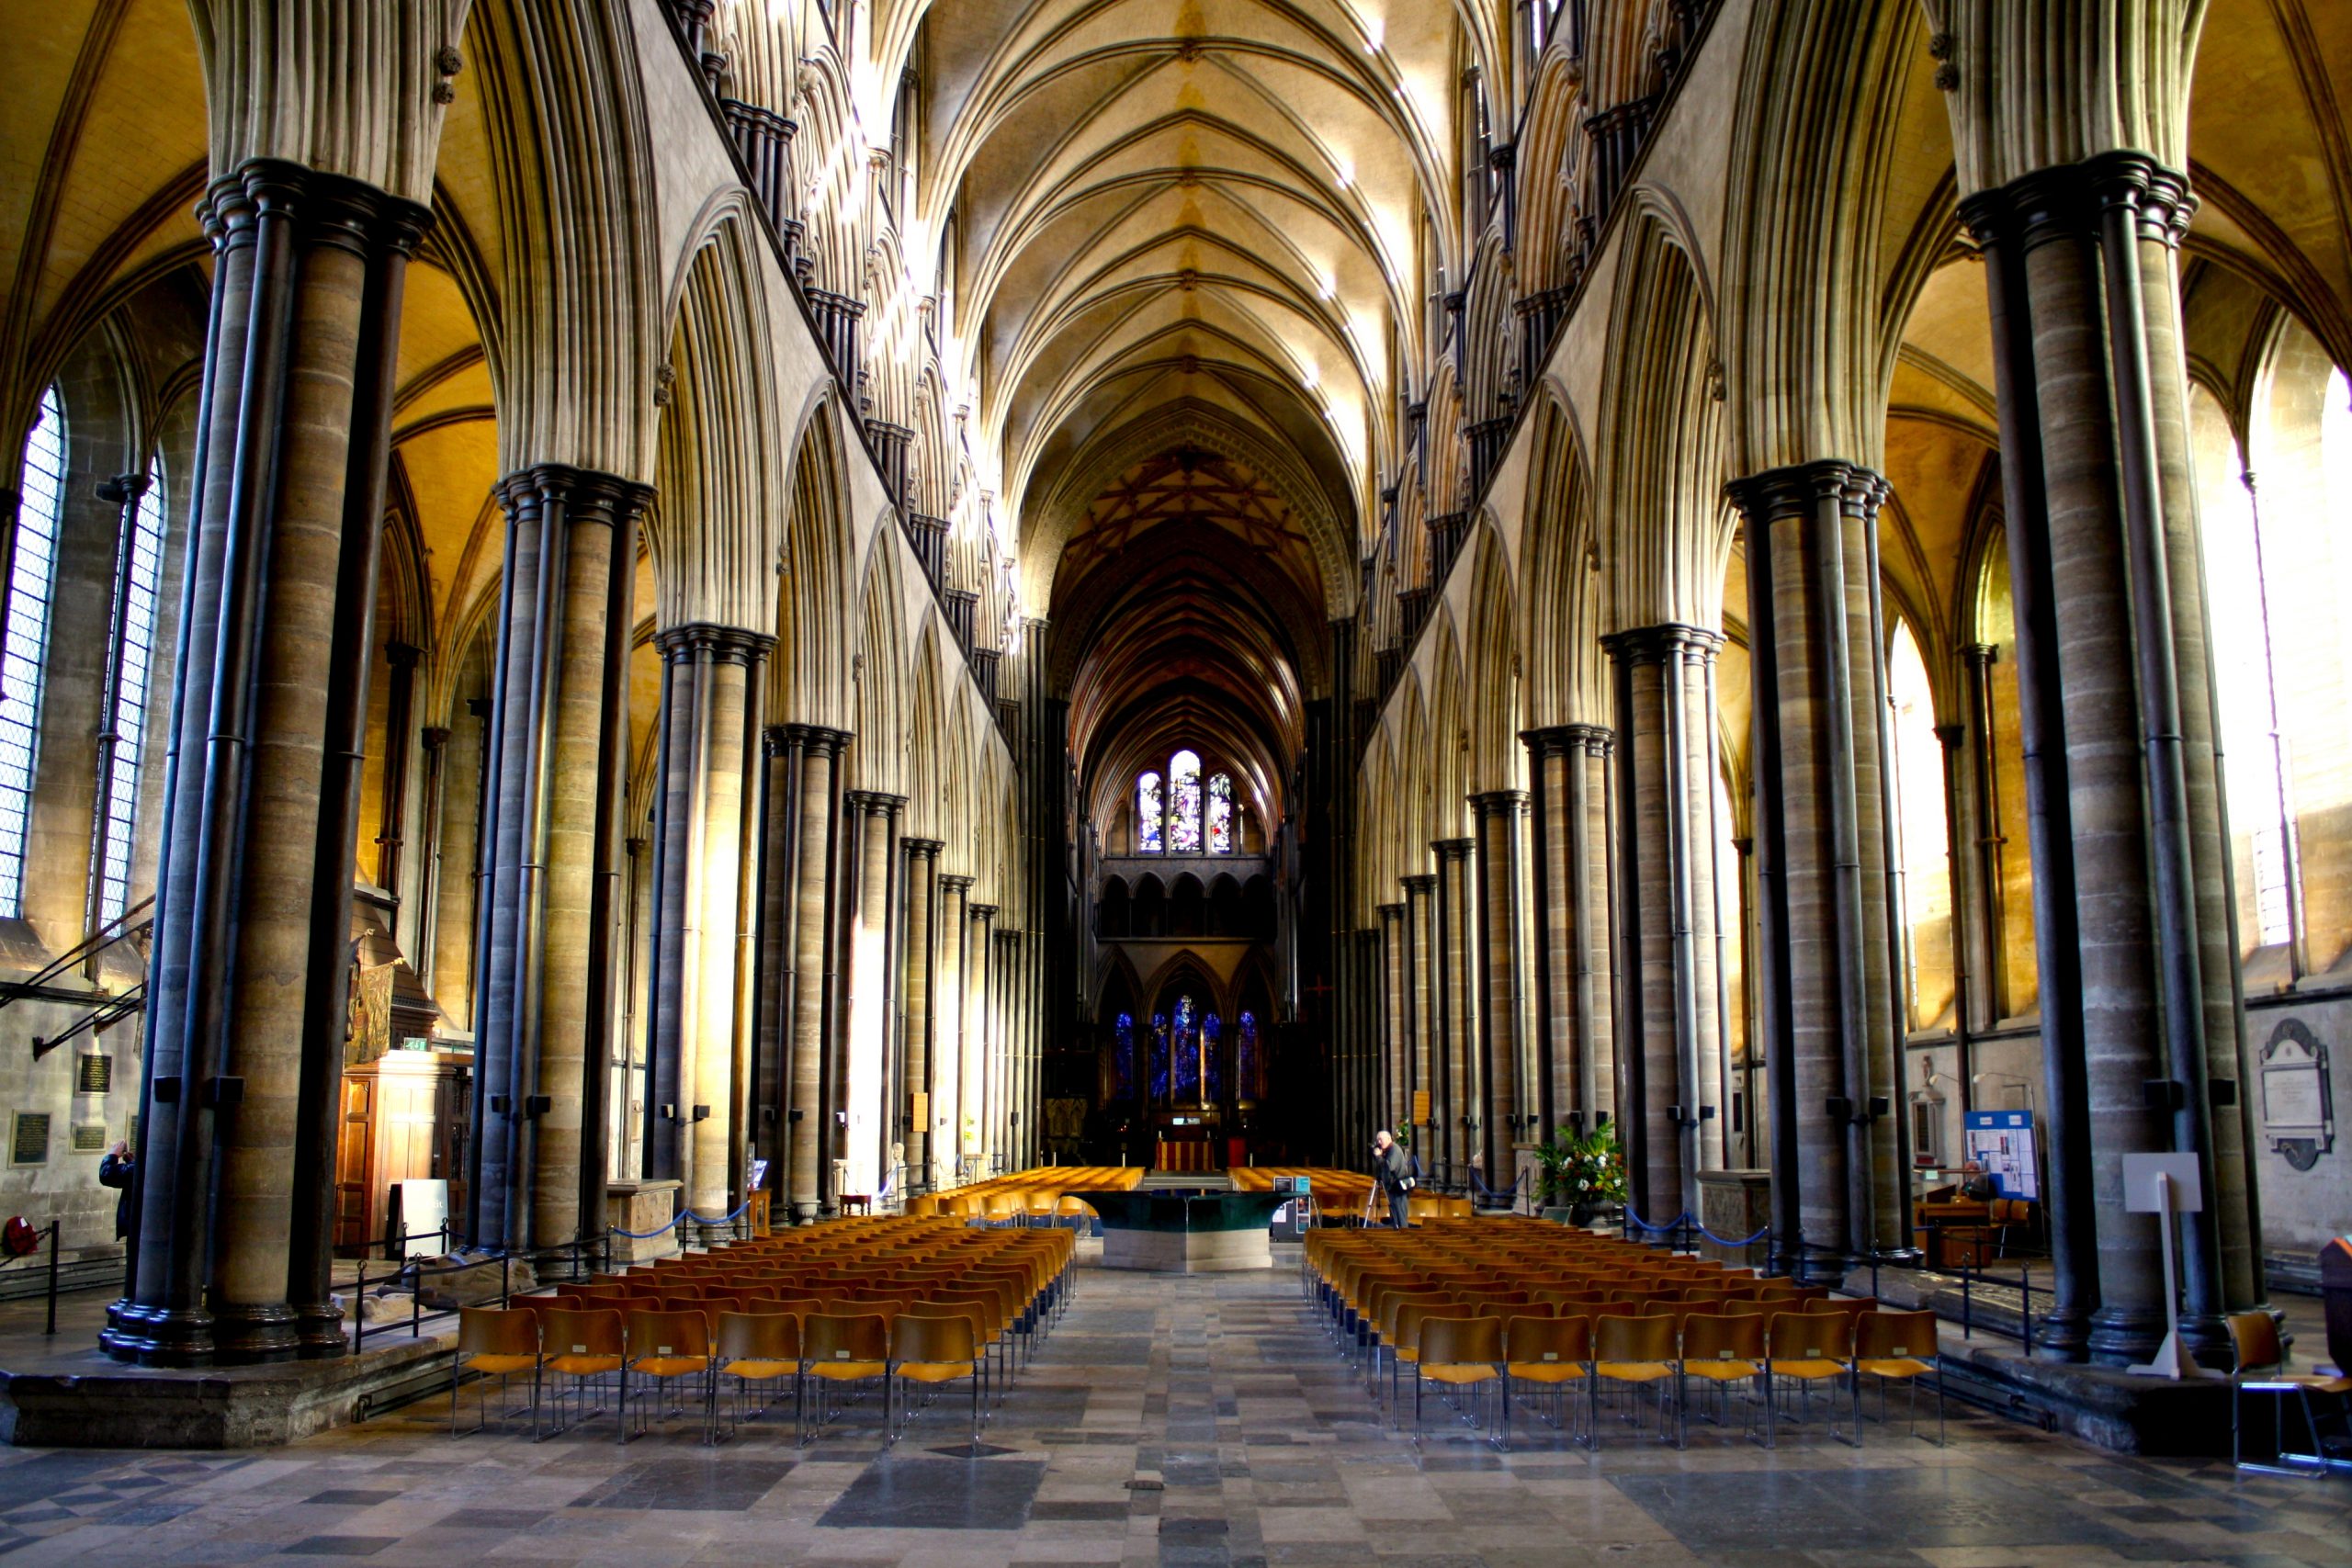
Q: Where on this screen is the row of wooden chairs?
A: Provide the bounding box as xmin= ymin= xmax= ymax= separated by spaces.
xmin=901 ymin=1165 xmax=1140 ymax=1221
xmin=453 ymin=1302 xmax=990 ymax=1447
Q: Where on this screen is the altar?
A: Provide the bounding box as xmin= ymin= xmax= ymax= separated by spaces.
xmin=1072 ymin=1188 xmax=1287 ymax=1272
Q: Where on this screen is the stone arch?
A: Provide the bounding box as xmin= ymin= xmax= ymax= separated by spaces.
xmin=1460 ymin=522 xmax=1523 ymax=795
xmin=772 ymin=398 xmax=856 ymax=730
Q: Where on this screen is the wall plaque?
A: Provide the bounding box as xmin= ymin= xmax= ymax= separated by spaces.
xmin=10 ymin=1112 xmax=50 ymax=1167
xmin=2260 ymin=1018 xmax=2334 ymax=1172
xmin=70 ymin=1123 xmax=107 ymax=1154
xmin=75 ymin=1054 xmax=111 ymax=1095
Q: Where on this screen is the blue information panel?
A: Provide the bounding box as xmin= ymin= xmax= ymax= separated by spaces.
xmin=1962 ymin=1109 xmax=2039 ymax=1201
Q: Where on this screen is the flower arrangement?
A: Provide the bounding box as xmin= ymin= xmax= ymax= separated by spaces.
xmin=1534 ymin=1122 xmax=1628 ymax=1213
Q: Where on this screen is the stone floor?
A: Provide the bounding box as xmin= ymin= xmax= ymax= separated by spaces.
xmin=0 ymin=1257 xmax=2344 ymax=1567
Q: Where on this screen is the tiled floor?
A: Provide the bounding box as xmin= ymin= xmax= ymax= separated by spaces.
xmin=0 ymin=1257 xmax=2344 ymax=1566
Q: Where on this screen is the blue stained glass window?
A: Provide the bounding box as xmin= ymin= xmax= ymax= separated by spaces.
xmin=1170 ymin=750 xmax=1202 ymax=853
xmin=1203 ymin=1013 xmax=1223 ymax=1105
xmin=1137 ymin=771 xmax=1162 ymax=852
xmin=1172 ymin=994 xmax=1199 ymax=1102
xmin=1206 ymin=773 xmax=1232 ymax=852
xmin=1149 ymin=1013 xmax=1170 ymax=1104
xmin=1113 ymin=1011 xmax=1136 ymax=1100
xmin=0 ymin=387 xmax=65 ymax=916
xmin=1238 ymin=1010 xmax=1260 ymax=1100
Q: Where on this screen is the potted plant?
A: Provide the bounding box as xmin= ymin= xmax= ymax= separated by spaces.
xmin=1534 ymin=1122 xmax=1627 ymax=1226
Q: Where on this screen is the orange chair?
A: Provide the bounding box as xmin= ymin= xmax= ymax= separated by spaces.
xmin=540 ymin=1307 xmax=626 ymax=1438
xmin=1855 ymin=1309 xmax=1943 ymax=1446
xmin=1764 ymin=1310 xmax=1858 ymax=1447
xmin=1502 ymin=1314 xmax=1590 ymax=1447
xmin=710 ymin=1310 xmax=801 ymax=1442
xmin=622 ymin=1307 xmax=716 ymax=1441
xmin=888 ymin=1313 xmax=983 ymax=1447
xmin=1589 ymin=1314 xmax=1680 ymax=1449
xmin=450 ymin=1306 xmax=540 ymax=1436
xmin=1411 ymin=1315 xmax=1507 ymax=1450
xmin=801 ymin=1312 xmax=891 ymax=1443
xmin=1679 ymin=1312 xmax=1768 ymax=1443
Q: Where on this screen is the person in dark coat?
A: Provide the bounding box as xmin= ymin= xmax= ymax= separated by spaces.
xmin=98 ymin=1142 xmax=134 ymax=1242
xmin=1371 ymin=1129 xmax=1414 ymax=1229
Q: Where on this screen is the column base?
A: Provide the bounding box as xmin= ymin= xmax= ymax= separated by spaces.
xmin=100 ymin=1302 xmax=220 ymax=1368
xmin=2032 ymin=1304 xmax=2094 ymax=1362
xmin=2086 ymin=1303 xmax=2169 ymax=1368
xmin=2177 ymin=1311 xmax=2239 ymax=1371
xmin=209 ymin=1301 xmax=302 ymax=1365
xmin=294 ymin=1303 xmax=348 ymax=1359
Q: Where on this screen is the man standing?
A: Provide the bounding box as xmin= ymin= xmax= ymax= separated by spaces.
xmin=1371 ymin=1129 xmax=1414 ymax=1229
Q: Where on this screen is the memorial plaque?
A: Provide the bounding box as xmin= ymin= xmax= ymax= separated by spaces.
xmin=70 ymin=1122 xmax=107 ymax=1154
xmin=2260 ymin=1019 xmax=2334 ymax=1171
xmin=10 ymin=1112 xmax=50 ymax=1166
xmin=75 ymin=1054 xmax=111 ymax=1096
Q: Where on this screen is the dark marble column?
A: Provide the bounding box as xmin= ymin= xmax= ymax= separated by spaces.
xmin=1402 ymin=874 xmax=1436 ymax=1158
xmin=934 ymin=874 xmax=972 ymax=1183
xmin=108 ymin=161 xmax=429 ymax=1367
xmin=1604 ymin=625 xmax=1725 ymax=1238
xmin=1432 ymin=840 xmax=1476 ymax=1186
xmin=1961 ymin=154 xmax=2260 ymax=1364
xmin=372 ymin=641 xmax=420 ymax=898
xmin=1727 ymin=463 xmax=1908 ymax=1281
xmin=1522 ymin=725 xmax=1615 ymax=1139
xmin=1470 ymin=792 xmax=1527 ymax=1183
xmin=968 ymin=902 xmax=998 ymax=1173
xmin=1377 ymin=902 xmax=1406 ymax=1132
xmin=899 ymin=839 xmax=944 ymax=1187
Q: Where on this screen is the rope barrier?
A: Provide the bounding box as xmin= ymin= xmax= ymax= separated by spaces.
xmin=608 ymin=1197 xmax=753 ymax=1240
xmin=1622 ymin=1205 xmax=1691 ymax=1235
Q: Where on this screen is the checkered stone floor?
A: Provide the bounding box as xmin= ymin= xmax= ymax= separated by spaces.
xmin=0 ymin=1258 xmax=2344 ymax=1567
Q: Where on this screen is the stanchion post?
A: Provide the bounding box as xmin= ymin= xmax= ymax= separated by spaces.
xmin=45 ymin=1220 xmax=61 ymax=1336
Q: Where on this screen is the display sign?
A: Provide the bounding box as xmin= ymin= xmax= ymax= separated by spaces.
xmin=1962 ymin=1109 xmax=2039 ymax=1201
xmin=9 ymin=1112 xmax=50 ymax=1167
xmin=389 ymin=1179 xmax=449 ymax=1257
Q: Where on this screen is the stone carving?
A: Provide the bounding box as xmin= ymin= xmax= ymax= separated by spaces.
xmin=2260 ymin=1018 xmax=2334 ymax=1172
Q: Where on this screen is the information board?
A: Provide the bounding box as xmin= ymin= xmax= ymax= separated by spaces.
xmin=1962 ymin=1109 xmax=2039 ymax=1200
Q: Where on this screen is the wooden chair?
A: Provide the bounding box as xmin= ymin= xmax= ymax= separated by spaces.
xmin=2227 ymin=1310 xmax=2351 ymax=1474
xmin=888 ymin=1313 xmax=983 ymax=1447
xmin=1412 ymin=1315 xmax=1506 ymax=1450
xmin=1764 ymin=1310 xmax=1858 ymax=1447
xmin=801 ymin=1312 xmax=892 ymax=1444
xmin=540 ymin=1307 xmax=627 ymax=1438
xmin=1855 ymin=1309 xmax=1944 ymax=1446
xmin=1589 ymin=1314 xmax=1680 ymax=1449
xmin=451 ymin=1307 xmax=540 ymax=1437
xmin=710 ymin=1310 xmax=801 ymax=1442
xmin=621 ymin=1308 xmax=715 ymax=1441
xmin=1679 ymin=1312 xmax=1767 ymax=1443
xmin=1502 ymin=1314 xmax=1590 ymax=1447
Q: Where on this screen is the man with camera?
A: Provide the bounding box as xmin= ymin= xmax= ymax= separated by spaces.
xmin=1371 ymin=1129 xmax=1414 ymax=1229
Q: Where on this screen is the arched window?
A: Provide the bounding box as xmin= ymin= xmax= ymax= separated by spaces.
xmin=1238 ymin=1010 xmax=1261 ymax=1101
xmin=1206 ymin=772 xmax=1232 ymax=852
xmin=0 ymin=387 xmax=66 ymax=916
xmin=1170 ymin=750 xmax=1203 ymax=852
xmin=1886 ymin=617 xmax=1954 ymax=1029
xmin=1136 ymin=770 xmax=1162 ymax=852
xmin=90 ymin=463 xmax=165 ymax=928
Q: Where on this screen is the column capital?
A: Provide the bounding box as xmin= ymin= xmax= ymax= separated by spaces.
xmin=1431 ymin=837 xmax=1474 ymax=862
xmin=495 ymin=462 xmax=656 ymax=532
xmin=385 ymin=640 xmax=423 ymax=671
xmin=1962 ymin=641 xmax=1999 ymax=670
xmin=1600 ymin=623 xmax=1722 ymax=665
xmin=844 ymin=789 xmax=908 ymax=816
xmin=969 ymin=903 xmax=998 ymax=921
xmin=939 ymin=873 xmax=976 ymax=893
xmin=1467 ymin=789 xmax=1529 ymax=818
xmin=419 ymin=726 xmax=451 ymax=752
xmin=1376 ymin=901 xmax=1406 ymax=921
xmin=201 ymin=158 xmax=435 ymax=265
xmin=1521 ymin=722 xmax=1614 ymax=758
xmin=654 ymin=621 xmax=776 ymax=665
xmin=1724 ymin=458 xmax=1890 ymax=526
xmin=1401 ymin=874 xmax=1437 ymax=896
xmin=902 ymin=837 xmax=945 ymax=861
xmin=783 ymin=721 xmax=850 ymax=753
xmin=1935 ymin=723 xmax=1966 ymax=754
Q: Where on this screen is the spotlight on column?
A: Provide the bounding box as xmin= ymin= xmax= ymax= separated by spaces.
xmin=2143 ymin=1078 xmax=2185 ymax=1112
xmin=525 ymin=1094 xmax=551 ymax=1118
xmin=691 ymin=1103 xmax=711 ymax=1122
xmin=1867 ymin=1096 xmax=1890 ymax=1119
xmin=490 ymin=1094 xmax=512 ymax=1115
xmin=1824 ymin=1096 xmax=1854 ymax=1122
xmin=1700 ymin=1105 xmax=1717 ymax=1121
xmin=788 ymin=1108 xmax=805 ymax=1122
xmin=2209 ymin=1078 xmax=2237 ymax=1107
xmin=759 ymin=1107 xmax=776 ymax=1126
xmin=1667 ymin=1104 xmax=1684 ymax=1125
xmin=659 ymin=1102 xmax=677 ymax=1120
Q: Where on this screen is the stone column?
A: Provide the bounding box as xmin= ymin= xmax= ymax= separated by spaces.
xmin=780 ymin=726 xmax=845 ymax=1220
xmin=1522 ymin=726 xmax=1616 ymax=1138
xmin=1432 ymin=839 xmax=1476 ymax=1186
xmin=968 ymin=903 xmax=998 ymax=1174
xmin=1961 ymin=643 xmax=2010 ymax=1026
xmin=108 ymin=163 xmax=429 ymax=1367
xmin=1470 ymin=792 xmax=1527 ymax=1183
xmin=1402 ymin=874 xmax=1436 ymax=1160
xmin=843 ymin=792 xmax=904 ymax=1200
xmin=1961 ymin=154 xmax=2260 ymax=1363
xmin=933 ymin=874 xmax=972 ymax=1183
xmin=1377 ymin=902 xmax=1406 ymax=1131
xmin=899 ymin=839 xmax=944 ymax=1186
xmin=1604 ymin=626 xmax=1726 ymax=1237
xmin=372 ymin=640 xmax=420 ymax=900
xmin=429 ymin=697 xmax=487 ymax=1021
xmin=1728 ymin=464 xmax=1910 ymax=1280
xmin=993 ymin=926 xmax=1020 ymax=1168
xmin=413 ymin=724 xmax=451 ymax=986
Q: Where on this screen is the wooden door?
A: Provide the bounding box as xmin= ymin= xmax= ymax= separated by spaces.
xmin=334 ymin=1074 xmax=377 ymax=1252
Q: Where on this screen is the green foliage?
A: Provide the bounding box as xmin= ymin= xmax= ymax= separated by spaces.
xmin=1533 ymin=1122 xmax=1628 ymax=1209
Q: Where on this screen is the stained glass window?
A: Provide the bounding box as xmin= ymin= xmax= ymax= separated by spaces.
xmin=1170 ymin=750 xmax=1202 ymax=853
xmin=1137 ymin=771 xmax=1162 ymax=852
xmin=1238 ymin=1010 xmax=1260 ymax=1100
xmin=0 ymin=388 xmax=65 ymax=916
xmin=1148 ymin=1012 xmax=1170 ymax=1104
xmin=1205 ymin=773 xmax=1232 ymax=852
xmin=1113 ymin=1011 xmax=1136 ymax=1100
xmin=1172 ymin=994 xmax=1199 ymax=1102
xmin=92 ymin=462 xmax=165 ymax=927
xmin=1202 ymin=1013 xmax=1223 ymax=1105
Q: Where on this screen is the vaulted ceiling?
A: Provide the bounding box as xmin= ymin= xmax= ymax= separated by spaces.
xmin=904 ymin=0 xmax=1475 ymax=829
